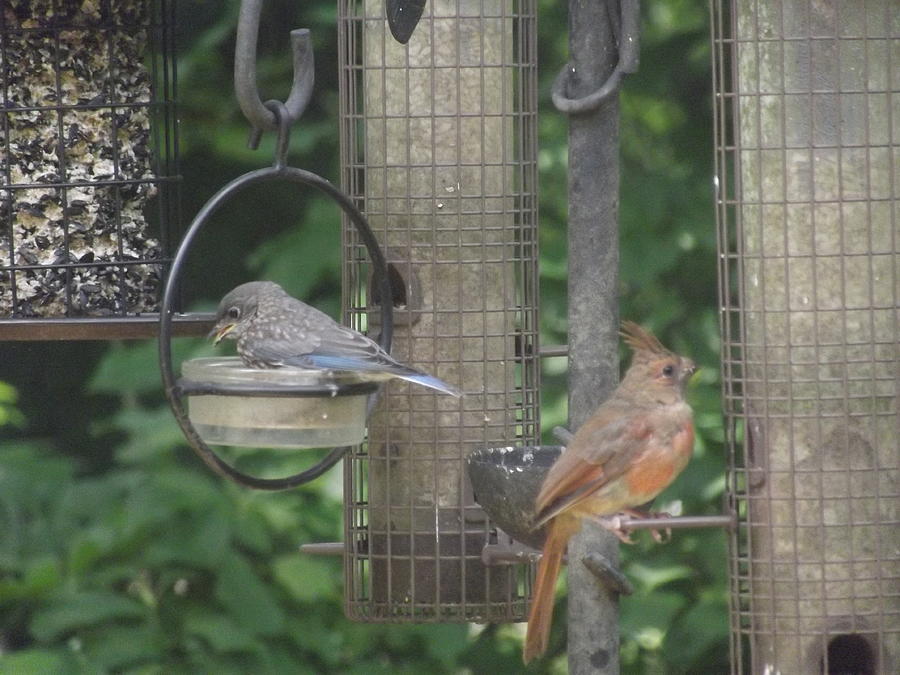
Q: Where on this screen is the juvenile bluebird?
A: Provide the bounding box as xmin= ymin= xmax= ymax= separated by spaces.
xmin=211 ymin=281 xmax=461 ymax=397
xmin=523 ymin=322 xmax=696 ymax=663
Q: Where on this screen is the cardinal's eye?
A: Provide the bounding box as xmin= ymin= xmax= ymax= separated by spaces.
xmin=227 ymin=307 xmax=241 ymax=320
xmin=662 ymin=364 xmax=675 ymax=377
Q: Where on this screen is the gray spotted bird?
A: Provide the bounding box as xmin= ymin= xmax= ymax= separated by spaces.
xmin=211 ymin=281 xmax=461 ymax=397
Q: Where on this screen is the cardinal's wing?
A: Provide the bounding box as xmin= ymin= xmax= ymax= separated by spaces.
xmin=532 ymin=407 xmax=652 ymax=527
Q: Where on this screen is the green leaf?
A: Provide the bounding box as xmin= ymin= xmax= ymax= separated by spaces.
xmin=627 ymin=561 xmax=694 ymax=592
xmin=420 ymin=624 xmax=471 ymax=669
xmin=620 ymin=591 xmax=687 ymax=645
xmin=67 ymin=538 xmax=103 ymax=577
xmin=0 ymin=649 xmax=74 ymax=675
xmin=143 ymin=508 xmax=232 ymax=570
xmin=184 ymin=612 xmax=260 ymax=653
xmin=0 ymin=380 xmax=25 ymax=428
xmin=89 ymin=340 xmax=204 ymax=395
xmin=663 ymin=594 xmax=730 ymax=668
xmin=30 ymin=592 xmax=146 ymax=641
xmin=111 ymin=406 xmax=189 ymax=464
xmin=80 ymin=623 xmax=164 ymax=670
xmin=272 ymin=554 xmax=338 ymax=603
xmin=23 ymin=555 xmax=63 ymax=597
xmin=246 ymin=197 xmax=342 ymax=307
xmin=231 ymin=506 xmax=273 ymax=555
xmin=214 ymin=553 xmax=286 ymax=636
xmin=88 ymin=341 xmax=162 ymax=394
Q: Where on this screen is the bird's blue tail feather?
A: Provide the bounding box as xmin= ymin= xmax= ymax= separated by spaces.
xmin=304 ymin=355 xmax=461 ymax=397
xmin=396 ymin=372 xmax=462 ymax=397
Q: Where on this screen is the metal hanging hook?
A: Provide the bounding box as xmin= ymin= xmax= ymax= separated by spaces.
xmin=552 ymin=0 xmax=640 ymax=116
xmin=266 ymin=100 xmax=292 ymax=169
xmin=234 ymin=0 xmax=314 ymax=143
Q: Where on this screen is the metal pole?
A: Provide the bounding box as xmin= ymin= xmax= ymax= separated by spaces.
xmin=564 ymin=1 xmax=623 ymax=673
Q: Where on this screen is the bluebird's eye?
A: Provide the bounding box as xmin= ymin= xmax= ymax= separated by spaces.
xmin=227 ymin=306 xmax=241 ymax=320
xmin=662 ymin=364 xmax=675 ymax=377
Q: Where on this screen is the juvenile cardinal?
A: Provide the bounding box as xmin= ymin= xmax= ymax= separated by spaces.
xmin=522 ymin=321 xmax=696 ymax=663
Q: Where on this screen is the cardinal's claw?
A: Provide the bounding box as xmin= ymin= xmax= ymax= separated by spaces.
xmin=590 ymin=515 xmax=636 ymax=544
xmin=649 ymin=527 xmax=670 ymax=544
xmin=623 ymin=508 xmax=673 ymax=543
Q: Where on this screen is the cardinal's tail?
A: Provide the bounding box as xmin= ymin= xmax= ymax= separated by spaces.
xmin=523 ymin=518 xmax=572 ymax=664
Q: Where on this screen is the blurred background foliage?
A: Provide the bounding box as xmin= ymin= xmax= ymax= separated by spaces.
xmin=0 ymin=0 xmax=727 ymax=672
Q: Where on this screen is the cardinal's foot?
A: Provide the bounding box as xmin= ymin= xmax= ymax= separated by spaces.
xmin=622 ymin=508 xmax=673 ymax=543
xmin=590 ymin=515 xmax=636 ymax=544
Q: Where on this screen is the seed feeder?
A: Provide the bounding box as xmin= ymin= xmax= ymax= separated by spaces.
xmin=714 ymin=1 xmax=899 ymax=671
xmin=158 ymin=8 xmax=392 ymax=489
xmin=332 ymin=0 xmax=548 ymax=623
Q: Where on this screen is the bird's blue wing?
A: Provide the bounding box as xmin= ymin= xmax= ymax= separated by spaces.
xmin=249 ymin=308 xmax=461 ymax=396
xmin=280 ymin=352 xmax=460 ymax=397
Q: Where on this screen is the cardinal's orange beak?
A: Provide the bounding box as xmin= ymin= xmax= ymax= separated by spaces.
xmin=210 ymin=323 xmax=235 ymax=345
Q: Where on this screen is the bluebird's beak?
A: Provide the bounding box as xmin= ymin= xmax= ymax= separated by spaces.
xmin=210 ymin=323 xmax=235 ymax=345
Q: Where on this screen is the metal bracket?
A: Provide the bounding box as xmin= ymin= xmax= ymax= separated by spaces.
xmin=299 ymin=542 xmax=343 ymax=556
xmin=386 ymin=0 xmax=427 ymax=45
xmin=367 ymin=256 xmax=423 ymax=327
xmin=582 ymin=551 xmax=634 ymax=595
xmin=479 ymin=529 xmax=543 ymax=566
xmin=234 ymin=0 xmax=314 ymax=143
xmin=552 ymin=425 xmax=574 ymax=445
xmin=552 ymin=0 xmax=640 ymax=115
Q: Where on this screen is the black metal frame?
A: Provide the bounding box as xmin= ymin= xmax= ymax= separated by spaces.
xmin=159 ymin=101 xmax=393 ymax=490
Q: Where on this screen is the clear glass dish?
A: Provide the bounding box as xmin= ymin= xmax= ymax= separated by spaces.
xmin=181 ymin=357 xmax=369 ymax=448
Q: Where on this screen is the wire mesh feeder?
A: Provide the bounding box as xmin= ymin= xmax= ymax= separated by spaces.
xmin=339 ymin=0 xmax=540 ymax=622
xmin=713 ymin=1 xmax=898 ymax=672
xmin=0 ymin=0 xmax=181 ymax=340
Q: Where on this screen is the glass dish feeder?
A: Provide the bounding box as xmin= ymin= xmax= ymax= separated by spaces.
xmin=181 ymin=357 xmax=375 ymax=449
xmin=159 ymin=98 xmax=393 ymax=490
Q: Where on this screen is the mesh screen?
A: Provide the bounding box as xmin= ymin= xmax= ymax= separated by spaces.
xmin=713 ymin=1 xmax=899 ymax=672
xmin=339 ymin=0 xmax=540 ymax=622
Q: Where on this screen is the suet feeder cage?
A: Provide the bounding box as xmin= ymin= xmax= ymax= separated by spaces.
xmin=713 ymin=0 xmax=899 ymax=672
xmin=0 ymin=0 xmax=189 ymax=340
xmin=338 ymin=0 xmax=541 ymax=622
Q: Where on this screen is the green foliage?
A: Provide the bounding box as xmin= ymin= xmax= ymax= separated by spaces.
xmin=0 ymin=381 xmax=24 ymax=429
xmin=1 ymin=0 xmax=727 ymax=672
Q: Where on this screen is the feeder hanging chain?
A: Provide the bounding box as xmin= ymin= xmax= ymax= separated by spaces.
xmin=552 ymin=0 xmax=640 ymax=115
xmin=234 ymin=0 xmax=314 ymax=147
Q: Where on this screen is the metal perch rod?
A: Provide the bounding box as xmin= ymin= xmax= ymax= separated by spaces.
xmin=618 ymin=514 xmax=734 ymax=531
